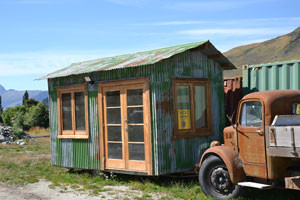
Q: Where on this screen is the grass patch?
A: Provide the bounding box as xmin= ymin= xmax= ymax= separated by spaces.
xmin=27 ymin=126 xmax=50 ymax=136
xmin=1 ymin=138 xmax=300 ymax=199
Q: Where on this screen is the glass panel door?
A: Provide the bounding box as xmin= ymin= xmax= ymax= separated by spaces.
xmin=126 ymin=89 xmax=145 ymax=161
xmin=102 ymin=80 xmax=149 ymax=173
xmin=104 ymin=88 xmax=125 ymax=169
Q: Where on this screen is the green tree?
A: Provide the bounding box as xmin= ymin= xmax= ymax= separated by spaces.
xmin=24 ymin=103 xmax=49 ymax=128
xmin=22 ymin=90 xmax=29 ymax=105
xmin=24 ymin=98 xmax=39 ymax=108
xmin=2 ymin=105 xmax=26 ymax=126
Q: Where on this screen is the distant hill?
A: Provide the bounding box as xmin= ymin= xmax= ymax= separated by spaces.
xmin=223 ymin=26 xmax=300 ymax=78
xmin=0 ymin=84 xmax=48 ymax=109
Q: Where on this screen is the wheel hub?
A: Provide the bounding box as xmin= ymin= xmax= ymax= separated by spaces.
xmin=210 ymin=167 xmax=230 ymax=192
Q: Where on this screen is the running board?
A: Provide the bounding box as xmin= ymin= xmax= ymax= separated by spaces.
xmin=237 ymin=182 xmax=272 ymax=189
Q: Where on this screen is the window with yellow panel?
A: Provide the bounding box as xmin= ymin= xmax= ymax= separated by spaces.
xmin=173 ymin=78 xmax=213 ymax=138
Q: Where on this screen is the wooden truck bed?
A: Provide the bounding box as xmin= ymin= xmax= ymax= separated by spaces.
xmin=266 ymin=115 xmax=300 ymax=158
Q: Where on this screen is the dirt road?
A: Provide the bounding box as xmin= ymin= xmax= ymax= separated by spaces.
xmin=0 ymin=180 xmax=163 ymax=200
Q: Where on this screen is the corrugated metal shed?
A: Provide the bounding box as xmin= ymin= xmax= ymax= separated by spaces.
xmin=243 ymin=60 xmax=300 ymax=95
xmin=39 ymin=41 xmax=235 ymax=80
xmin=45 ymin=40 xmax=235 ymax=175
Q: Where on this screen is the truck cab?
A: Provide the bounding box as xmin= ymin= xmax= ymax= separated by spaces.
xmin=198 ymin=90 xmax=300 ymax=199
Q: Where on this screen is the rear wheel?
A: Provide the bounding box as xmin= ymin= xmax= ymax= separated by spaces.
xmin=199 ymin=155 xmax=243 ymax=199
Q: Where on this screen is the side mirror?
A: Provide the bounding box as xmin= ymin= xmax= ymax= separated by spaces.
xmin=226 ymin=112 xmax=237 ymax=131
xmin=226 ymin=114 xmax=233 ymax=125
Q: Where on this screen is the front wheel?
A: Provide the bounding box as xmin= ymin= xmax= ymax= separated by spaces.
xmin=199 ymin=155 xmax=243 ymax=199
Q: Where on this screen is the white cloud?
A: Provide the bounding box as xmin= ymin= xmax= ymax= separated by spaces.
xmin=0 ymin=52 xmax=116 ymax=76
xmin=178 ymin=28 xmax=294 ymax=36
xmin=140 ymin=17 xmax=300 ymax=26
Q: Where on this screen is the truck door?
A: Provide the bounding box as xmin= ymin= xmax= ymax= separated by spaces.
xmin=237 ymin=100 xmax=267 ymax=179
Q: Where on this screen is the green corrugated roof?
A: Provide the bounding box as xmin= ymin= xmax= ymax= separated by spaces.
xmin=39 ymin=40 xmax=235 ymax=79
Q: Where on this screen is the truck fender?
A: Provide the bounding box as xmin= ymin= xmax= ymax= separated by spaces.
xmin=199 ymin=146 xmax=245 ymax=184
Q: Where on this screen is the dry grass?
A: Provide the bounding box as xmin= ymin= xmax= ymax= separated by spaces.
xmin=28 ymin=126 xmax=50 ymax=136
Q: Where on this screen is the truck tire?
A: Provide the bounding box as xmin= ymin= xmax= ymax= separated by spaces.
xmin=199 ymin=155 xmax=243 ymax=199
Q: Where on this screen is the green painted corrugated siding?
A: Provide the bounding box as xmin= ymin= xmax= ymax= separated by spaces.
xmin=49 ymin=85 xmax=101 ymax=169
xmin=243 ymin=60 xmax=300 ymax=94
xmin=48 ymin=48 xmax=225 ymax=175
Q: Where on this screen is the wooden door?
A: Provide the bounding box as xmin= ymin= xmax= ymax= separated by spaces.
xmin=237 ymin=100 xmax=267 ymax=178
xmin=100 ymin=78 xmax=152 ymax=174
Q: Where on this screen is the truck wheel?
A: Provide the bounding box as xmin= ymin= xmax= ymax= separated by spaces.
xmin=199 ymin=155 xmax=243 ymax=199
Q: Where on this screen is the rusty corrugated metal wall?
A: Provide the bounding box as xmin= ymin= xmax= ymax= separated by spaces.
xmin=49 ymin=48 xmax=225 ymax=175
xmin=243 ymin=60 xmax=300 ymax=94
xmin=224 ymin=77 xmax=243 ymax=125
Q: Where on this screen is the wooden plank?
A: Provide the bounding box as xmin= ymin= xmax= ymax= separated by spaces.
xmin=285 ymin=176 xmax=300 ymax=190
xmin=98 ymin=84 xmax=105 ymax=170
xmin=58 ymin=135 xmax=89 ymax=139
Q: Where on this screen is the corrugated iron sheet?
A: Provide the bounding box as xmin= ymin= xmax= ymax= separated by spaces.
xmin=39 ymin=40 xmax=235 ymax=80
xmin=243 ymin=60 xmax=300 ymax=94
xmin=224 ymin=77 xmax=243 ymax=125
xmin=48 ymin=48 xmax=225 ymax=175
xmin=49 ymin=85 xmax=101 ymax=169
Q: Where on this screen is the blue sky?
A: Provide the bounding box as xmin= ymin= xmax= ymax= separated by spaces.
xmin=0 ymin=0 xmax=299 ymax=91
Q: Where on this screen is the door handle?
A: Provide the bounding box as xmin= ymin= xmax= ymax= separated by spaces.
xmin=256 ymin=130 xmax=264 ymax=136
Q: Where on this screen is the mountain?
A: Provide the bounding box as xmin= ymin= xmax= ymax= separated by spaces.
xmin=0 ymin=84 xmax=48 ymax=109
xmin=223 ymin=27 xmax=300 ymax=78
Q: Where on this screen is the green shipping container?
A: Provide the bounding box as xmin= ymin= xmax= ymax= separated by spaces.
xmin=243 ymin=60 xmax=300 ymax=95
xmin=40 ymin=41 xmax=235 ymax=175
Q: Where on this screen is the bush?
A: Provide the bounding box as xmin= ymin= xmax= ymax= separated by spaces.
xmin=24 ymin=103 xmax=49 ymax=128
xmin=1 ymin=102 xmax=49 ymax=132
xmin=2 ymin=105 xmax=27 ymax=127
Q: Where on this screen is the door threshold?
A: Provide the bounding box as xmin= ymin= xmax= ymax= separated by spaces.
xmin=104 ymin=169 xmax=149 ymax=176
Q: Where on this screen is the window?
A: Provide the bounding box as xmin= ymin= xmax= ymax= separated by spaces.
xmin=173 ymin=78 xmax=212 ymax=138
xmin=240 ymin=101 xmax=262 ymax=127
xmin=57 ymin=84 xmax=89 ymax=139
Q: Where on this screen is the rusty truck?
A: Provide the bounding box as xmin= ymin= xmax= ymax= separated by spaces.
xmin=198 ymin=90 xmax=300 ymax=199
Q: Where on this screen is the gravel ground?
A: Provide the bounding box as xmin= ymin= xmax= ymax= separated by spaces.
xmin=0 ymin=180 xmax=168 ymax=200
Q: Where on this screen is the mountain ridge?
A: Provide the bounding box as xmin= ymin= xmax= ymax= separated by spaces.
xmin=0 ymin=84 xmax=48 ymax=109
xmin=223 ymin=27 xmax=300 ymax=78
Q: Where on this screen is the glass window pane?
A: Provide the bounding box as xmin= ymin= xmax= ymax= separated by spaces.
xmin=75 ymin=92 xmax=85 ymax=130
xmin=106 ymin=91 xmax=120 ymax=107
xmin=107 ymin=126 xmax=122 ymax=141
xmin=176 ymin=85 xmax=191 ymax=130
xmin=128 ymin=107 xmax=143 ymax=124
xmin=129 ymin=144 xmax=145 ymax=160
xmin=107 ymin=108 xmax=121 ymax=124
xmin=194 ymin=86 xmax=207 ymax=128
xmin=240 ymin=102 xmax=262 ymax=127
xmin=127 ymin=89 xmax=143 ymax=106
xmin=62 ymin=93 xmax=72 ymax=130
xmin=108 ymin=143 xmax=122 ymax=159
xmin=128 ymin=125 xmax=144 ymax=142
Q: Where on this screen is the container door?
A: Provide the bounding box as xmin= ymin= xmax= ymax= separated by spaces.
xmin=237 ymin=100 xmax=267 ymax=178
xmin=101 ymin=79 xmax=151 ymax=174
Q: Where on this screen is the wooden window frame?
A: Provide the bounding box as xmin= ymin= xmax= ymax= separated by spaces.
xmin=57 ymin=84 xmax=89 ymax=139
xmin=173 ymin=78 xmax=213 ymax=138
